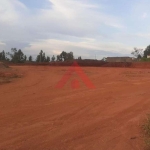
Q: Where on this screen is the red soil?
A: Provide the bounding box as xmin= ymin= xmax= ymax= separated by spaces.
xmin=1 ymin=66 xmax=150 ymax=150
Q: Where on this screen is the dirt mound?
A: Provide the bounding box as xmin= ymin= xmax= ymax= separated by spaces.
xmin=0 ymin=62 xmax=9 ymax=69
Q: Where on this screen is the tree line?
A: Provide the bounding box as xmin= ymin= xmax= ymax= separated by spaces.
xmin=0 ymin=48 xmax=82 ymax=63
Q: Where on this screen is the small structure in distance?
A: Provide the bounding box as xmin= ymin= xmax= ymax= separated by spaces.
xmin=147 ymin=55 xmax=150 ymax=58
xmin=106 ymin=57 xmax=133 ymax=62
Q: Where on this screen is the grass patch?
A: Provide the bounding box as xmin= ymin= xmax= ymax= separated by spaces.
xmin=142 ymin=115 xmax=150 ymax=149
xmin=141 ymin=58 xmax=150 ymax=62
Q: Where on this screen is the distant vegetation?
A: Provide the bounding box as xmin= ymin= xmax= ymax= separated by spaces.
xmin=131 ymin=45 xmax=150 ymax=61
xmin=2 ymin=44 xmax=150 ymax=63
xmin=0 ymin=48 xmax=80 ymax=63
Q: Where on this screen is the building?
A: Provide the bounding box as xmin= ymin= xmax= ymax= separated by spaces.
xmin=147 ymin=55 xmax=150 ymax=58
xmin=106 ymin=57 xmax=133 ymax=62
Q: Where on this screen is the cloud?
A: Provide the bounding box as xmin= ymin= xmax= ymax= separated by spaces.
xmin=23 ymin=38 xmax=132 ymax=60
xmin=0 ymin=0 xmax=132 ymax=59
xmin=137 ymin=33 xmax=150 ymax=38
xmin=0 ymin=0 xmax=26 ymax=24
xmin=142 ymin=12 xmax=148 ymax=18
xmin=0 ymin=1 xmax=123 ymax=39
xmin=0 ymin=42 xmax=6 ymax=46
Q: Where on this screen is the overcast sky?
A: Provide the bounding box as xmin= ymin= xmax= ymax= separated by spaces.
xmin=0 ymin=0 xmax=150 ymax=59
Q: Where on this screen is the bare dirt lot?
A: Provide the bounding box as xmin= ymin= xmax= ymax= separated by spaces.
xmin=1 ymin=66 xmax=150 ymax=150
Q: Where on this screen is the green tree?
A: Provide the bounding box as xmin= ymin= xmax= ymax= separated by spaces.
xmin=101 ymin=57 xmax=106 ymax=61
xmin=144 ymin=45 xmax=150 ymax=58
xmin=7 ymin=48 xmax=25 ymax=63
xmin=60 ymin=51 xmax=67 ymax=61
xmin=24 ymin=55 xmax=27 ymax=61
xmin=36 ymin=55 xmax=40 ymax=62
xmin=51 ymin=55 xmax=55 ymax=61
xmin=39 ymin=50 xmax=43 ymax=62
xmin=131 ymin=48 xmax=143 ymax=59
xmin=36 ymin=50 xmax=48 ymax=62
xmin=17 ymin=49 xmax=25 ymax=62
xmin=42 ymin=52 xmax=46 ymax=62
xmin=56 ymin=55 xmax=62 ymax=61
xmin=78 ymin=56 xmax=82 ymax=60
xmin=0 ymin=50 xmax=7 ymax=61
xmin=1 ymin=50 xmax=6 ymax=60
xmin=29 ymin=56 xmax=32 ymax=62
xmin=46 ymin=56 xmax=50 ymax=62
xmin=59 ymin=51 xmax=74 ymax=61
xmin=67 ymin=52 xmax=74 ymax=60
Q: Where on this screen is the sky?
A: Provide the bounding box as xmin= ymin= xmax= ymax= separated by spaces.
xmin=0 ymin=0 xmax=150 ymax=59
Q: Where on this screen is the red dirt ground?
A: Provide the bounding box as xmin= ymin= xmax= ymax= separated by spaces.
xmin=1 ymin=66 xmax=150 ymax=150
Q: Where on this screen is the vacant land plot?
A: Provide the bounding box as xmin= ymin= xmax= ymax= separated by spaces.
xmin=1 ymin=66 xmax=150 ymax=150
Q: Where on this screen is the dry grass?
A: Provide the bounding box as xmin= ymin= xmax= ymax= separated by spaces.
xmin=0 ymin=68 xmax=22 ymax=84
xmin=142 ymin=115 xmax=150 ymax=149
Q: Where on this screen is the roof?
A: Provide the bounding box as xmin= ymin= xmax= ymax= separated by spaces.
xmin=107 ymin=57 xmax=131 ymax=58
